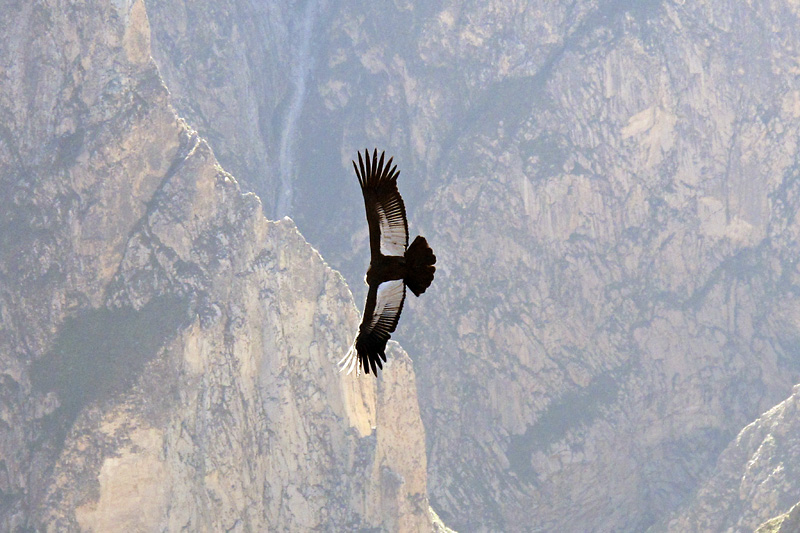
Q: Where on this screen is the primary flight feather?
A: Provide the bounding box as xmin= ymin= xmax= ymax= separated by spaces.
xmin=339 ymin=149 xmax=436 ymax=376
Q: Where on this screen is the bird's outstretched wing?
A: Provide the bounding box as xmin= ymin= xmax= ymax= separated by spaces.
xmin=339 ymin=279 xmax=406 ymax=375
xmin=353 ymin=149 xmax=408 ymax=257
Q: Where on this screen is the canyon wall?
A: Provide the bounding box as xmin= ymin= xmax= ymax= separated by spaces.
xmin=0 ymin=1 xmax=431 ymax=530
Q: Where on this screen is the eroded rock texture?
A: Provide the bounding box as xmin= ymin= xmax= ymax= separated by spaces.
xmin=0 ymin=1 xmax=430 ymax=531
xmin=145 ymin=0 xmax=800 ymax=531
xmin=756 ymin=502 xmax=800 ymax=533
xmin=666 ymin=385 xmax=800 ymax=532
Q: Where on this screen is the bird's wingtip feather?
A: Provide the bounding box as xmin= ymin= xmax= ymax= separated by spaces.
xmin=338 ymin=344 xmax=361 ymax=376
xmin=357 ymin=151 xmax=366 ymax=186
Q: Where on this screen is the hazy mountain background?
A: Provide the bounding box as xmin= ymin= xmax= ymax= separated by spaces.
xmin=2 ymin=0 xmax=800 ymax=531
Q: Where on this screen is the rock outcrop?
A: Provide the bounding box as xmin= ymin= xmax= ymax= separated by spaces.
xmin=0 ymin=1 xmax=431 ymax=530
xmin=146 ymin=0 xmax=293 ymax=213
xmin=664 ymin=385 xmax=800 ymax=532
xmin=756 ymin=502 xmax=800 ymax=533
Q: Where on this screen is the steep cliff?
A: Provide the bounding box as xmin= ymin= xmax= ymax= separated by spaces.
xmin=146 ymin=0 xmax=800 ymax=531
xmin=664 ymin=385 xmax=800 ymax=532
xmin=146 ymin=0 xmax=293 ymax=214
xmin=0 ymin=0 xmax=431 ymax=530
xmin=756 ymin=502 xmax=800 ymax=533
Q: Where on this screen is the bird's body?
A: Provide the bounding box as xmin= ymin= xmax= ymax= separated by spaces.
xmin=339 ymin=149 xmax=436 ymax=376
xmin=366 ymin=254 xmax=405 ymax=285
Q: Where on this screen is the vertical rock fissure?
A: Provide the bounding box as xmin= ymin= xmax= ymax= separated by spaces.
xmin=275 ymin=0 xmax=322 ymax=218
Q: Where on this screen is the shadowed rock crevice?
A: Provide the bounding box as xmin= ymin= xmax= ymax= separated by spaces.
xmin=30 ymin=295 xmax=190 ymax=434
xmin=507 ymin=364 xmax=625 ymax=480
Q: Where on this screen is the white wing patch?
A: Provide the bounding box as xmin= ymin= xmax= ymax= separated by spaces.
xmin=377 ymin=204 xmax=407 ymax=256
xmin=369 ymin=279 xmax=405 ymax=330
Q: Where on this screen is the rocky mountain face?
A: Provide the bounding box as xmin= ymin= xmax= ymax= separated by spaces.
xmin=0 ymin=1 xmax=431 ymax=531
xmin=145 ymin=0 xmax=800 ymax=531
xmin=757 ymin=502 xmax=800 ymax=533
xmin=667 ymin=384 xmax=800 ymax=532
xmin=4 ymin=0 xmax=800 ymax=531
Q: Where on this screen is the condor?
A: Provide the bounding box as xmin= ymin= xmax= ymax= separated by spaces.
xmin=339 ymin=149 xmax=436 ymax=376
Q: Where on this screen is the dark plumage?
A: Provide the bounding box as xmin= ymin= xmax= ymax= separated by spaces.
xmin=339 ymin=149 xmax=436 ymax=375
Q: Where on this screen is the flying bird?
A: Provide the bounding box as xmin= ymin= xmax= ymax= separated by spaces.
xmin=339 ymin=149 xmax=436 ymax=375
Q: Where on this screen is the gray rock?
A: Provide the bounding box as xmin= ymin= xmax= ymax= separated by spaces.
xmin=664 ymin=385 xmax=800 ymax=532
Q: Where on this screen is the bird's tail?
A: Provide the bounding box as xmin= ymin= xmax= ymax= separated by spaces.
xmin=404 ymin=235 xmax=436 ymax=296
